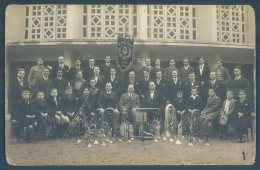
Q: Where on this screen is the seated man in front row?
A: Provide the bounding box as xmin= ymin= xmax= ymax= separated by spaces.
xmin=143 ymin=82 xmax=166 ymax=124
xmin=200 ymin=88 xmax=222 ymax=145
xmin=119 ymin=84 xmax=141 ymax=124
xmin=14 ymin=90 xmax=37 ymax=142
xmin=97 ymin=82 xmax=119 ymax=132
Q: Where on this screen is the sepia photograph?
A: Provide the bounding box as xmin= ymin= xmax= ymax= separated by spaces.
xmin=5 ymin=4 xmax=256 ymax=165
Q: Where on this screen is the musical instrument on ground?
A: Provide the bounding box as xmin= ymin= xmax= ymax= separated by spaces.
xmin=120 ymin=121 xmax=134 ymax=142
xmin=176 ymin=111 xmax=184 ymax=145
xmin=96 ymin=107 xmax=115 ymax=129
xmin=164 ymin=104 xmax=178 ymax=141
xmin=101 ymin=122 xmax=113 ymax=143
xmin=133 ymin=108 xmax=158 ymax=137
xmin=63 ymin=102 xmax=87 ymax=139
xmin=150 ymin=119 xmax=160 ymax=143
xmin=189 ymin=109 xmax=199 ymax=145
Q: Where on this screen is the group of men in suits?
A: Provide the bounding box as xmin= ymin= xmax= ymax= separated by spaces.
xmin=9 ymin=55 xmax=253 ymax=144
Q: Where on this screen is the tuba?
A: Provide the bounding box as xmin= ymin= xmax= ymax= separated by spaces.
xmin=164 ymin=104 xmax=177 ymax=141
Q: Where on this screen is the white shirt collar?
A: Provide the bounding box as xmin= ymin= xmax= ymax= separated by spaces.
xmin=235 ymin=76 xmax=241 ymax=80
xmin=184 ymin=65 xmax=189 ymax=70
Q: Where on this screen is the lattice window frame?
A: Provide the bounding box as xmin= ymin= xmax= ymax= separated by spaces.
xmin=148 ymin=5 xmax=197 ymax=41
xmin=82 ymin=5 xmax=137 ymax=39
xmin=24 ymin=5 xmax=67 ymax=40
xmin=216 ymin=5 xmax=246 ymax=44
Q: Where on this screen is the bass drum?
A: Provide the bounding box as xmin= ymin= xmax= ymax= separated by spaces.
xmin=120 ymin=122 xmax=134 ymax=140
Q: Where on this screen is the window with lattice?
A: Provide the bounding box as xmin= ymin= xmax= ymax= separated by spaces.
xmin=25 ymin=5 xmax=67 ymax=39
xmin=148 ymin=5 xmax=196 ymax=40
xmin=83 ymin=5 xmax=137 ymax=39
xmin=216 ymin=5 xmax=246 ymax=44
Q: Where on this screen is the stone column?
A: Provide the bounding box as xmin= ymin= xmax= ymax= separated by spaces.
xmin=137 ymin=5 xmax=148 ymax=39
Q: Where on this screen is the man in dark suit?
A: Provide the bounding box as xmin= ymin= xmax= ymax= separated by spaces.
xmin=144 ymin=58 xmax=153 ymax=73
xmin=34 ymin=67 xmax=53 ymax=97
xmin=179 ymin=58 xmax=194 ymax=83
xmin=139 ymin=69 xmax=154 ymax=99
xmin=194 ymin=57 xmax=210 ymax=85
xmin=52 ymin=69 xmax=70 ymax=98
xmin=119 ymin=84 xmax=141 ymax=124
xmin=143 ymin=82 xmax=166 ymax=123
xmin=121 ymin=70 xmax=140 ymax=95
xmin=233 ymin=90 xmax=252 ymax=143
xmin=163 ymin=59 xmax=179 ymax=80
xmin=90 ymin=66 xmax=104 ymax=90
xmin=213 ymin=58 xmax=231 ymax=85
xmin=9 ymin=68 xmax=29 ymax=114
xmin=184 ymin=72 xmax=201 ymax=99
xmin=205 ymin=71 xmax=227 ymax=102
xmin=100 ymin=56 xmax=115 ymax=78
xmin=129 ymin=56 xmax=145 ymax=80
xmin=200 ymin=89 xmax=222 ymax=145
xmin=97 ymin=82 xmax=119 ymax=131
xmin=228 ymin=65 xmax=250 ymax=100
xmin=154 ymin=70 xmax=168 ymax=102
xmin=69 ymin=58 xmax=85 ymax=81
xmin=84 ymin=57 xmax=95 ymax=80
xmin=219 ymin=91 xmax=236 ymax=140
xmin=52 ymin=56 xmax=70 ymax=79
xmin=167 ymin=70 xmax=183 ymax=104
xmin=104 ymin=67 xmax=121 ymax=96
xmin=150 ymin=58 xmax=164 ymax=80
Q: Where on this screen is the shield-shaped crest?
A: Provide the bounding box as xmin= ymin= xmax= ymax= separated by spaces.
xmin=116 ymin=34 xmax=134 ymax=73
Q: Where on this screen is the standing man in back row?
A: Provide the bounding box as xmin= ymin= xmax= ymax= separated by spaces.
xmin=100 ymin=55 xmax=115 ymax=78
xmin=179 ymin=58 xmax=194 ymax=83
xmin=164 ymin=59 xmax=179 ymax=80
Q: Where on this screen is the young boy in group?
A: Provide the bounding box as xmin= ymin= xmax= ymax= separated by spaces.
xmin=185 ymin=88 xmax=204 ymax=137
xmin=60 ymin=86 xmax=78 ymax=121
xmin=173 ymin=91 xmax=188 ymax=134
xmin=47 ymin=88 xmax=69 ymax=138
xmin=31 ymin=91 xmax=54 ymax=140
xmin=14 ymin=90 xmax=37 ymax=142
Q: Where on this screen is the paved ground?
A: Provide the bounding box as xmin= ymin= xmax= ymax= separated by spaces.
xmin=5 ymin=114 xmax=256 ymax=166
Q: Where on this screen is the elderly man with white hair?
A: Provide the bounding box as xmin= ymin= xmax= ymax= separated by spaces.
xmin=52 ymin=56 xmax=70 ymax=79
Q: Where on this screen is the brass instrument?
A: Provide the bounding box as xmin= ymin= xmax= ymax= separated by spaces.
xmin=63 ymin=102 xmax=86 ymax=139
xmin=164 ymin=104 xmax=178 ymax=142
xmin=102 ymin=122 xmax=113 ymax=143
xmin=120 ymin=121 xmax=134 ymax=142
xmin=98 ymin=128 xmax=106 ymax=146
xmin=89 ymin=124 xmax=99 ymax=145
xmin=176 ymin=111 xmax=184 ymax=145
xmin=189 ymin=109 xmax=198 ymax=146
xmin=151 ymin=119 xmax=160 ymax=143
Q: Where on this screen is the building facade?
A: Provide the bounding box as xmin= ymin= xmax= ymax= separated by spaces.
xmin=5 ymin=5 xmax=255 ymax=80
